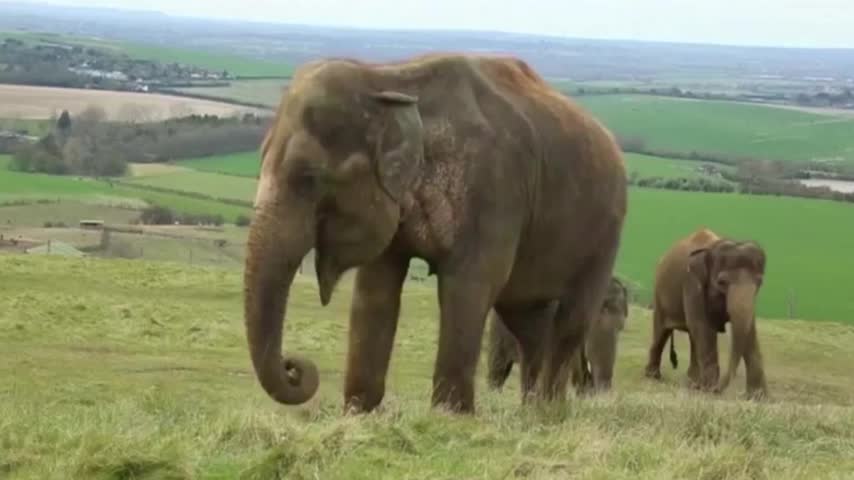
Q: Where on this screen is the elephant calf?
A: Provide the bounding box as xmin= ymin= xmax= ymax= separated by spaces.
xmin=487 ymin=276 xmax=630 ymax=395
xmin=644 ymin=227 xmax=769 ymax=399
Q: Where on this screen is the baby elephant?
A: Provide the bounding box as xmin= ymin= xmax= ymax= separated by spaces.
xmin=486 ymin=277 xmax=630 ymax=394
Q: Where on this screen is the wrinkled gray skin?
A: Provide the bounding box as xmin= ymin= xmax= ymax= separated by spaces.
xmin=243 ymin=53 xmax=627 ymax=415
xmin=487 ymin=277 xmax=630 ymax=395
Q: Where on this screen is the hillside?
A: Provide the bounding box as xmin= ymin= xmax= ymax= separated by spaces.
xmin=0 ymin=158 xmax=250 ymax=222
xmin=1 ymin=30 xmax=288 ymax=78
xmin=579 ymin=95 xmax=854 ymax=165
xmin=1 ymin=255 xmax=853 ymax=479
xmin=0 ymin=84 xmax=264 ymax=121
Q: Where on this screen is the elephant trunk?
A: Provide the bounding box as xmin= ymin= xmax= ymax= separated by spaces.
xmin=717 ymin=282 xmax=758 ymax=393
xmin=243 ymin=208 xmax=319 ymax=405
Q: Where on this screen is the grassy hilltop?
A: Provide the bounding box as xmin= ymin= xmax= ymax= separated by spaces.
xmin=1 ymin=255 xmax=854 ymax=479
xmin=578 ymin=95 xmax=854 ymax=165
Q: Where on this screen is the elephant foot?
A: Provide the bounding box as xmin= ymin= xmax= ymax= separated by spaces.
xmin=431 ymin=379 xmax=475 ymax=414
xmin=745 ymin=386 xmax=769 ymax=402
xmin=644 ymin=365 xmax=662 ymax=380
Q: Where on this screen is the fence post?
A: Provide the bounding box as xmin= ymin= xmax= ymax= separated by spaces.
xmin=787 ymin=288 xmax=796 ymax=319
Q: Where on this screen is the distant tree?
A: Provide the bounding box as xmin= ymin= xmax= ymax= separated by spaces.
xmin=56 ymin=110 xmax=72 ymax=132
xmin=235 ymin=214 xmax=251 ymax=227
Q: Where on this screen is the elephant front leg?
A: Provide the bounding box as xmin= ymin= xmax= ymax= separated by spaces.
xmin=644 ymin=308 xmax=670 ymax=380
xmin=431 ymin=273 xmax=501 ymax=414
xmin=686 ymin=334 xmax=700 ymax=387
xmin=741 ymin=323 xmax=769 ymax=400
xmin=343 ymin=252 xmax=410 ymax=414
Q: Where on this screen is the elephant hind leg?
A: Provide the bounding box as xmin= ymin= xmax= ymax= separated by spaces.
xmin=644 ymin=307 xmax=671 ymax=380
xmin=493 ymin=301 xmax=556 ymax=402
xmin=485 ymin=311 xmax=518 ymax=391
xmin=540 ymin=247 xmax=618 ymax=402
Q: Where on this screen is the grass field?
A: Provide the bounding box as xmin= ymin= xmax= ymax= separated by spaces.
xmin=0 ymin=162 xmax=251 ymax=222
xmin=125 ymin=170 xmax=258 ymax=203
xmin=11 ymin=150 xmax=854 ymax=322
xmin=176 ymin=79 xmax=286 ymax=108
xmin=177 ymin=151 xmax=260 ymax=177
xmin=1 ymin=30 xmax=289 ymax=78
xmin=0 ymin=117 xmax=51 ymax=136
xmin=624 ymin=153 xmax=734 ymax=180
xmin=0 ymin=84 xmax=265 ymax=121
xmin=579 ymin=95 xmax=854 ymax=165
xmin=177 ymin=151 xmax=734 ymax=183
xmin=1 ymin=254 xmax=853 ymax=479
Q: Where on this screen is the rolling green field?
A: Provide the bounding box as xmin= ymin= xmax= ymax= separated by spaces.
xmin=178 ymin=151 xmax=734 ymax=182
xmin=9 ymin=150 xmax=854 ymax=323
xmin=176 ymin=79 xmax=286 ymax=107
xmin=2 ymin=255 xmax=854 ymax=479
xmin=125 ymin=170 xmax=257 ymax=203
xmin=177 ymin=151 xmax=260 ymax=177
xmin=0 ymin=160 xmax=250 ymax=221
xmin=579 ymin=95 xmax=854 ymax=165
xmin=624 ymin=153 xmax=734 ymax=180
xmin=1 ymin=30 xmax=289 ymax=78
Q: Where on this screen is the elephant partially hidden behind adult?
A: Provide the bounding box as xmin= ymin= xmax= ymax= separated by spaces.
xmin=487 ymin=276 xmax=630 ymax=395
xmin=644 ymin=227 xmax=769 ymax=399
xmin=243 ymin=52 xmax=628 ymax=415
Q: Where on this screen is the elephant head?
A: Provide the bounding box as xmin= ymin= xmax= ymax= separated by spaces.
xmin=244 ymin=61 xmax=425 ymax=405
xmin=687 ymin=239 xmax=766 ymax=395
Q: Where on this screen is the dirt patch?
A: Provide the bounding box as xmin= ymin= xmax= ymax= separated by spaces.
xmin=0 ymin=84 xmax=266 ymax=121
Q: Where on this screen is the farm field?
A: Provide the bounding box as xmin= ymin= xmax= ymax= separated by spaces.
xmin=177 ymin=151 xmax=260 ymax=177
xmin=124 ymin=170 xmax=257 ymax=203
xmin=0 ymin=84 xmax=266 ymax=121
xmin=7 ymin=152 xmax=854 ymax=323
xmin=0 ymin=162 xmax=250 ymax=222
xmin=1 ymin=254 xmax=854 ymax=479
xmin=178 ymin=150 xmax=734 ymax=183
xmin=1 ymin=30 xmax=289 ymax=78
xmin=176 ymin=79 xmax=286 ymax=108
xmin=624 ymin=153 xmax=734 ymax=180
xmin=579 ymin=95 xmax=854 ymax=165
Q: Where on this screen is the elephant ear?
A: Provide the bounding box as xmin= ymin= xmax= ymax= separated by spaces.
xmin=370 ymin=90 xmax=424 ymax=204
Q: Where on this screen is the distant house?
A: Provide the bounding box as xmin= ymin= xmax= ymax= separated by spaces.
xmin=79 ymin=219 xmax=104 ymax=230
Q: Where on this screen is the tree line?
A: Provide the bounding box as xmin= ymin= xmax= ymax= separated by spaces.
xmin=8 ymin=107 xmax=270 ymax=176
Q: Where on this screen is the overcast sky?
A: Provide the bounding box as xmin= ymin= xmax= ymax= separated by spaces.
xmin=8 ymin=0 xmax=854 ymax=48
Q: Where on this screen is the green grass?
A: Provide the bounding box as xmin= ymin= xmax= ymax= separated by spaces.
xmin=0 ymin=201 xmax=140 ymax=227
xmin=125 ymin=170 xmax=258 ymax=203
xmin=2 ymin=255 xmax=854 ymax=479
xmin=624 ymin=153 xmax=734 ymax=180
xmin=0 ymin=164 xmax=250 ymax=221
xmin=177 ymin=151 xmax=260 ymax=178
xmin=579 ymin=95 xmax=854 ymax=165
xmin=120 ymin=44 xmax=289 ymax=78
xmin=1 ymin=30 xmax=290 ymax=77
xmin=617 ymin=188 xmax=854 ymax=324
xmin=176 ymin=79 xmax=286 ymax=107
xmin=0 ymin=118 xmax=52 ymax=137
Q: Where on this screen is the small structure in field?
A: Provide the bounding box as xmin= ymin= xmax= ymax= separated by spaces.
xmin=79 ymin=219 xmax=104 ymax=230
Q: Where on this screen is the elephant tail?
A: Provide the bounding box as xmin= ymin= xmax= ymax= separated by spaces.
xmin=668 ymin=331 xmax=678 ymax=369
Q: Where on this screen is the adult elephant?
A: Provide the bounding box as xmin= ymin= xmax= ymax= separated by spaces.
xmin=644 ymin=227 xmax=769 ymax=399
xmin=243 ymin=53 xmax=628 ymax=415
xmin=487 ymin=276 xmax=630 ymax=395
